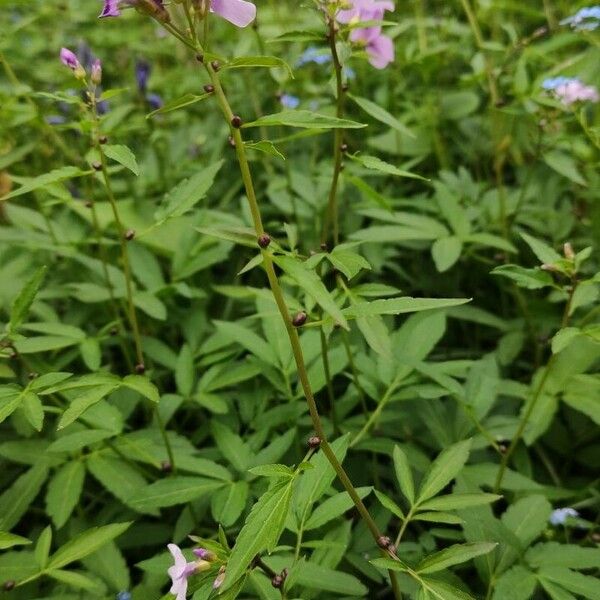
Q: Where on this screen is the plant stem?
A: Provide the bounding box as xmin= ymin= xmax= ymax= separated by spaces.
xmin=494 ymin=281 xmax=578 ymax=491
xmin=204 ymin=56 xmax=393 ymax=568
xmin=321 ymin=17 xmax=345 ymax=247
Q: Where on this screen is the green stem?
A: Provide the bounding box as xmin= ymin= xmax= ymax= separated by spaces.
xmin=494 ymin=281 xmax=578 ymax=491
xmin=321 ymin=17 xmax=345 ymax=247
xmin=204 ymin=57 xmax=386 ymax=553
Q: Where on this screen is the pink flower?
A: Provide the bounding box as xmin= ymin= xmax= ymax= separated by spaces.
xmin=60 ymin=48 xmax=80 ymax=70
xmin=167 ymin=544 xmax=197 ymax=600
xmin=555 ymin=80 xmax=599 ymax=105
xmin=211 ymin=0 xmax=256 ymax=27
xmin=91 ymin=59 xmax=102 ymax=85
xmin=337 ymin=0 xmax=395 ymax=69
xmin=99 ymin=0 xmax=256 ymax=27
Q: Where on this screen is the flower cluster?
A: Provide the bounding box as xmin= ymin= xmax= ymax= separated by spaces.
xmin=167 ymin=544 xmax=222 ymax=600
xmin=542 ymin=77 xmax=600 ymax=105
xmin=560 ymin=6 xmax=600 ymax=31
xmin=99 ymin=0 xmax=256 ymax=27
xmin=336 ymin=0 xmax=395 ymax=69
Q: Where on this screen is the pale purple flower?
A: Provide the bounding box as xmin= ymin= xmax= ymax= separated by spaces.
xmin=100 ymin=0 xmax=122 ymax=17
xmin=549 ymin=507 xmax=579 ymax=525
xmin=146 ymin=93 xmax=163 ymax=110
xmin=210 ymin=0 xmax=256 ymax=27
xmin=561 ymin=6 xmax=600 ymax=31
xmin=337 ymin=0 xmax=395 ymax=69
xmin=167 ymin=544 xmax=197 ymax=600
xmin=192 ymin=547 xmax=214 ymax=560
xmin=100 ymin=0 xmax=168 ymax=21
xmin=60 ymin=48 xmax=81 ymax=71
xmin=543 ymin=77 xmax=599 ymax=105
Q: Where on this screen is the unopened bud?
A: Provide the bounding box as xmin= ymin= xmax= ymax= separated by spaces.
xmin=258 ymin=233 xmax=271 ymax=248
xmin=91 ymin=59 xmax=102 ymax=85
xmin=271 ymin=575 xmax=283 ymax=589
xmin=563 ymin=242 xmax=575 ymax=260
xmin=292 ymin=312 xmax=307 ymax=327
xmin=308 ymin=436 xmax=321 ymax=449
xmin=377 ymin=535 xmax=392 ymax=549
xmin=231 ymin=115 xmax=243 ymax=129
xmin=540 ymin=263 xmax=558 ymax=272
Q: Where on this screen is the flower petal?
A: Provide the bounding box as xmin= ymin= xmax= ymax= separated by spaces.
xmin=210 ymin=0 xmax=256 ymax=27
xmin=367 ymin=34 xmax=394 ymax=69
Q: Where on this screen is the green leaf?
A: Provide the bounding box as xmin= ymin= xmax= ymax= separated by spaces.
xmin=224 ymin=55 xmax=293 ymax=78
xmin=128 ymin=477 xmax=223 ymax=510
xmin=221 ymin=477 xmax=296 ymax=591
xmin=175 ymin=344 xmax=195 ymax=397
xmin=374 ymin=489 xmax=405 ymax=518
xmin=34 ymin=526 xmax=52 ymax=568
xmin=122 ymin=375 xmax=160 ymax=403
xmin=211 ymin=421 xmax=252 ymax=473
xmin=432 ymin=237 xmax=463 ymax=272
xmin=147 ymin=92 xmax=210 ymax=117
xmin=155 ymin=161 xmax=223 ymax=222
xmin=413 ymin=512 xmax=464 ymax=524
xmin=543 ymin=151 xmax=586 ymax=186
xmin=45 ymin=461 xmax=85 ymax=528
xmin=551 ymin=328 xmax=581 ymax=354
xmin=243 ymin=110 xmax=366 ymax=130
xmin=0 ymin=464 xmax=48 ymax=530
xmin=211 ymin=480 xmax=249 ymax=527
xmin=520 ymin=233 xmax=561 ymax=265
xmin=491 ymin=265 xmax=554 ymax=289
xmin=244 ymin=140 xmax=285 ymax=160
xmin=348 ymin=153 xmax=428 ymax=180
xmin=537 ymin=567 xmax=600 ymax=600
xmin=493 ymin=566 xmax=537 ymax=600
xmin=349 ymin=93 xmax=414 ymax=137
xmin=21 ymin=391 xmax=44 ymax=431
xmin=393 ymin=445 xmax=415 ymax=505
xmin=328 ymin=246 xmax=371 ymax=280
xmin=1 ymin=166 xmax=89 ymax=200
xmin=47 ymin=568 xmax=101 ymax=591
xmin=47 ymin=522 xmax=131 ymax=570
xmin=273 ymin=255 xmax=348 ymax=329
xmin=58 ymin=383 xmax=121 ymax=429
xmin=419 ymin=493 xmax=501 ymax=511
xmin=282 ymin=560 xmax=368 ymax=596
xmin=526 ymin=542 xmax=600 ymax=570
xmin=8 ymin=266 xmax=47 ymax=332
xmin=305 ymin=487 xmax=371 ymax=530
xmin=213 ymin=320 xmax=278 ymax=367
xmin=501 ymin=495 xmax=552 ymax=547
xmin=343 ymin=297 xmax=469 ymax=319
xmin=103 ymin=144 xmax=139 ymax=176
xmin=0 ymin=386 xmax=24 ymax=425
xmin=416 ymin=542 xmax=497 ymax=574
xmin=420 ymin=577 xmax=476 ymax=600
xmin=0 ymin=532 xmax=31 ymax=550
xmin=416 ymin=439 xmax=472 ymax=503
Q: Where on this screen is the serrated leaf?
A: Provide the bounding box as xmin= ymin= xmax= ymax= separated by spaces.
xmin=416 ymin=542 xmax=497 ymax=574
xmin=155 ymin=161 xmax=223 ymax=221
xmin=1 ymin=166 xmax=88 ymax=200
xmin=45 ymin=461 xmax=85 ymax=529
xmin=305 ymin=487 xmax=371 ymax=530
xmin=417 ymin=440 xmax=472 ymax=503
xmin=349 ymin=93 xmax=415 ymax=137
xmin=224 ymin=55 xmax=293 ymax=78
xmin=147 ymin=92 xmax=210 ymax=117
xmin=393 ymin=445 xmax=415 ymax=505
xmin=103 ymin=144 xmax=139 ymax=176
xmin=419 ymin=493 xmax=501 ymax=511
xmin=273 ymin=255 xmax=348 ymax=329
xmin=491 ymin=264 xmax=554 ymax=289
xmin=58 ymin=383 xmax=120 ymax=429
xmin=0 ymin=532 xmax=31 ymax=550
xmin=128 ymin=477 xmax=223 ymax=510
xmin=8 ymin=266 xmax=47 ymax=332
xmin=244 ymin=110 xmax=366 ymax=130
xmin=348 ymin=153 xmax=427 ymax=180
xmin=221 ymin=477 xmax=295 ymax=591
xmin=47 ymin=522 xmax=131 ymax=570
xmin=0 ymin=464 xmax=48 ymax=530
xmin=122 ymin=375 xmax=160 ymax=403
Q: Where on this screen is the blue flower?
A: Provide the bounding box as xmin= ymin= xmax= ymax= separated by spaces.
xmin=116 ymin=593 xmax=131 ymax=600
xmin=296 ymin=46 xmax=331 ymax=67
xmin=541 ymin=76 xmax=575 ymax=90
xmin=549 ymin=507 xmax=579 ymax=526
xmin=136 ymin=59 xmax=151 ymax=94
xmin=561 ymin=6 xmax=600 ymax=31
xmin=280 ymin=94 xmax=300 ymax=109
xmin=146 ymin=93 xmax=163 ymax=110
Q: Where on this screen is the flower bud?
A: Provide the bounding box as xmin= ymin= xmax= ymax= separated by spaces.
xmin=258 ymin=233 xmax=271 ymax=248
xmin=563 ymin=242 xmax=575 ymax=260
xmin=91 ymin=59 xmax=103 ymax=85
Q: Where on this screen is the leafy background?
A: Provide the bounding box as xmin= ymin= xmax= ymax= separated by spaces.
xmin=0 ymin=1 xmax=599 ymax=599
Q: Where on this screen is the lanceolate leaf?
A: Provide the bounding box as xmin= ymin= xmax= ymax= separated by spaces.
xmin=221 ymin=476 xmax=296 ymax=591
xmin=244 ymin=110 xmax=366 ymax=130
xmin=8 ymin=266 xmax=47 ymax=333
xmin=416 ymin=542 xmax=497 ymax=574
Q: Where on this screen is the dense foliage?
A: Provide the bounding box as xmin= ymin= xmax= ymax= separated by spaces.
xmin=1 ymin=1 xmax=599 ymax=599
